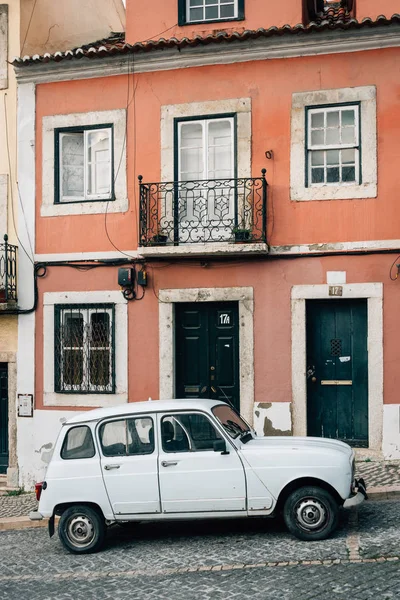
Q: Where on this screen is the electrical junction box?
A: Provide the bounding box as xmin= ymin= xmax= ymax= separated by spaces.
xmin=118 ymin=267 xmax=135 ymax=287
xmin=137 ymin=269 xmax=147 ymax=286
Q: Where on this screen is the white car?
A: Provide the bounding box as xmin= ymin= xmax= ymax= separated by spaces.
xmin=31 ymin=399 xmax=367 ymax=554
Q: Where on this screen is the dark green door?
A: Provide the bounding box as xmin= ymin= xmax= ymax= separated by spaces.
xmin=0 ymin=364 xmax=8 ymax=474
xmin=306 ymin=300 xmax=368 ymax=447
xmin=176 ymin=302 xmax=240 ymax=410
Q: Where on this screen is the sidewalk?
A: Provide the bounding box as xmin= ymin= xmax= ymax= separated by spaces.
xmin=0 ymin=459 xmax=399 ymax=531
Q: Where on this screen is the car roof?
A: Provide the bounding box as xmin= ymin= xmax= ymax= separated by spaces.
xmin=65 ymin=399 xmax=227 ymax=425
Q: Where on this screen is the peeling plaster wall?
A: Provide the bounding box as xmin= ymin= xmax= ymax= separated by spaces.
xmin=17 ymin=409 xmax=76 ymax=489
xmin=253 ymin=402 xmax=292 ymax=437
xmin=382 ymin=405 xmax=400 ymax=460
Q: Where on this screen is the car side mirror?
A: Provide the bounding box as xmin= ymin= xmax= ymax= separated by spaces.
xmin=213 ymin=439 xmax=229 ymax=454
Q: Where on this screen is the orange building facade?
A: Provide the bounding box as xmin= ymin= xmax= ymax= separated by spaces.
xmin=14 ymin=0 xmax=400 ymax=486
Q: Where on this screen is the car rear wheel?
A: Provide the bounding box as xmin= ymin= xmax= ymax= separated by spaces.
xmin=59 ymin=505 xmax=105 ymax=554
xmin=283 ymin=486 xmax=339 ymax=541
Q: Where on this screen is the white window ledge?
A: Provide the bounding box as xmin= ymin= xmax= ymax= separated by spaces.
xmin=290 ymin=86 xmax=377 ymax=201
xmin=42 ymin=109 xmax=127 ymax=216
xmin=139 ymin=242 xmax=269 ymax=258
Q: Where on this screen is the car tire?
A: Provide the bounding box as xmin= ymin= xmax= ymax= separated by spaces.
xmin=283 ymin=486 xmax=339 ymax=541
xmin=59 ymin=505 xmax=106 ymax=554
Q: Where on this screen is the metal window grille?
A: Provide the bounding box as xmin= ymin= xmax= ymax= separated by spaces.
xmin=330 ymin=339 xmax=342 ymax=357
xmin=307 ymin=104 xmax=360 ymax=186
xmin=55 ymin=304 xmax=115 ymax=393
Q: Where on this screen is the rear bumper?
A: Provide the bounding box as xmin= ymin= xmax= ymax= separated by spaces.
xmin=343 ymin=477 xmax=367 ymax=508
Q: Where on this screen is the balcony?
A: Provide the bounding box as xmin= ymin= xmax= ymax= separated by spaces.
xmin=0 ymin=235 xmax=17 ymax=305
xmin=139 ymin=171 xmax=268 ymax=258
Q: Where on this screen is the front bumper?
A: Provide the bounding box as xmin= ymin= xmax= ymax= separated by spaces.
xmin=343 ymin=477 xmax=368 ymax=508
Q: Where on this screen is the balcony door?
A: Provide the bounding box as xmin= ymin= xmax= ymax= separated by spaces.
xmin=176 ymin=116 xmax=236 ymax=243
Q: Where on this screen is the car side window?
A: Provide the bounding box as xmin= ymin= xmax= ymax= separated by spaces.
xmin=61 ymin=425 xmax=95 ymax=460
xmin=161 ymin=413 xmax=223 ymax=453
xmin=100 ymin=417 xmax=154 ymax=457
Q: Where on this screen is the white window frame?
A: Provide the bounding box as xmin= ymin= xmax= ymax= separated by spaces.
xmin=43 ymin=291 xmax=128 ymax=408
xmin=290 ymin=86 xmax=377 ymax=201
xmin=186 ymin=0 xmax=238 ymax=23
xmin=178 ymin=117 xmax=235 ymax=181
xmin=307 ymin=104 xmax=360 ymax=187
xmin=42 ymin=109 xmax=127 ymax=217
xmin=58 ymin=127 xmax=113 ymax=203
xmin=56 ymin=305 xmax=114 ymax=393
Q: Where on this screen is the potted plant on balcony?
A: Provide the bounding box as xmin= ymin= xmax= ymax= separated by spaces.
xmin=149 ymin=229 xmax=168 ymax=246
xmin=233 ymin=226 xmax=251 ymax=242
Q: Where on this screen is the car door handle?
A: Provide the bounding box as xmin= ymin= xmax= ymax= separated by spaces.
xmin=161 ymin=461 xmax=178 ymax=467
xmin=104 ymin=464 xmax=121 ymax=470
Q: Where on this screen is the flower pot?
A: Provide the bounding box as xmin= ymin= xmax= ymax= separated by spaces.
xmin=234 ymin=230 xmax=250 ymax=242
xmin=149 ymin=234 xmax=168 ymax=246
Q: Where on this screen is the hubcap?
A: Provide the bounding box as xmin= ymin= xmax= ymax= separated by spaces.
xmin=66 ymin=515 xmax=95 ymax=547
xmin=295 ymin=498 xmax=328 ymax=531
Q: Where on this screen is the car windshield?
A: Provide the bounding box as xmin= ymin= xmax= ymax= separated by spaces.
xmin=212 ymin=404 xmax=251 ymax=440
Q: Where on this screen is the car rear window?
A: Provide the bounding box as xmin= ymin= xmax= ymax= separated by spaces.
xmin=61 ymin=426 xmax=96 ymax=460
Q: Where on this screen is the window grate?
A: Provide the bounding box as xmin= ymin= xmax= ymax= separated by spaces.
xmin=55 ymin=304 xmax=115 ymax=393
xmin=330 ymin=338 xmax=342 ymax=357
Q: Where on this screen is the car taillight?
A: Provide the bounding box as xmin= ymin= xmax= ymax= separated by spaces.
xmin=35 ymin=482 xmax=44 ymax=502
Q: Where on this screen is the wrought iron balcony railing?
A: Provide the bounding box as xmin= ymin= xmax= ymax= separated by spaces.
xmin=139 ymin=171 xmax=267 ymax=247
xmin=0 ymin=235 xmax=17 ymax=302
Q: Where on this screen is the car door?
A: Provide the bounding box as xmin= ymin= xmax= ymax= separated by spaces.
xmin=99 ymin=415 xmax=161 ymax=515
xmin=157 ymin=411 xmax=246 ymax=513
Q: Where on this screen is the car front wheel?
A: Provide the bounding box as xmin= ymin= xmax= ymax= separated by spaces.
xmin=283 ymin=486 xmax=339 ymax=541
xmin=59 ymin=505 xmax=106 ymax=554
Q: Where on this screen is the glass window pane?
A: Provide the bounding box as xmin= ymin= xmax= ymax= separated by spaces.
xmin=64 ymin=313 xmax=84 ymax=347
xmin=220 ymin=4 xmax=235 ymax=17
xmin=162 ymin=416 xmax=191 ymax=453
xmin=342 ymin=127 xmax=355 ymax=144
xmin=205 ymin=5 xmax=218 ymax=18
xmin=311 ymin=112 xmax=324 ymax=128
xmin=63 ymin=350 xmax=83 ymax=386
xmin=342 ymin=166 xmax=356 ymax=182
xmin=326 ymin=128 xmax=340 ymax=145
xmin=208 ymin=120 xmax=233 ymax=179
xmin=61 ymin=426 xmax=95 ymax=460
xmin=100 ymin=420 xmax=127 ymax=456
xmin=126 ymin=418 xmax=154 ymax=455
xmin=327 ymin=111 xmax=339 ymax=127
xmin=90 ymin=350 xmax=110 ymax=387
xmin=311 ymin=130 xmax=324 ymax=145
xmin=61 ymin=133 xmax=84 ymax=198
xmin=205 ymin=0 xmax=216 ymax=4
xmin=190 ymin=0 xmax=203 ymax=5
xmin=342 ymin=148 xmax=355 ymax=164
xmin=342 ymin=110 xmax=355 ymax=126
xmin=189 ymin=7 xmax=203 ymax=20
xmin=327 ymin=167 xmax=340 ymax=183
xmin=90 ymin=312 xmax=110 ymax=348
xmin=87 ymin=130 xmax=111 ymax=196
xmin=311 ymin=168 xmax=324 ymax=184
xmin=311 ymin=150 xmax=324 ymax=166
xmin=326 ymin=150 xmax=340 ymax=165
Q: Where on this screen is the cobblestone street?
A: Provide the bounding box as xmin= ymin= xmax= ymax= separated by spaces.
xmin=1 ymin=499 xmax=399 ymax=600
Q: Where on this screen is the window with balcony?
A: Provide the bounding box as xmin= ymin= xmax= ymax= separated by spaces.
xmin=306 ymin=104 xmax=360 ymax=187
xmin=54 ymin=304 xmax=115 ymax=394
xmin=178 ymin=0 xmax=244 ymax=25
xmin=55 ymin=125 xmax=113 ymax=203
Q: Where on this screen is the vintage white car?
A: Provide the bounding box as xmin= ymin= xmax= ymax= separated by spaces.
xmin=31 ymin=399 xmax=367 ymax=553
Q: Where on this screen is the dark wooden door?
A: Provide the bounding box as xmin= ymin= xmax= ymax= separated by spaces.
xmin=0 ymin=364 xmax=8 ymax=474
xmin=306 ymin=300 xmax=368 ymax=447
xmin=175 ymin=302 xmax=240 ymax=410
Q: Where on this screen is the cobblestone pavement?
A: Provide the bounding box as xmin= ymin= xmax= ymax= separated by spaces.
xmin=0 ymin=500 xmax=399 ymax=600
xmin=356 ymin=461 xmax=400 ymax=487
xmin=0 ymin=493 xmax=37 ymax=518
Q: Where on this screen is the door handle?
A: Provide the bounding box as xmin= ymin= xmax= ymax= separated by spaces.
xmin=161 ymin=461 xmax=178 ymax=467
xmin=104 ymin=464 xmax=121 ymax=470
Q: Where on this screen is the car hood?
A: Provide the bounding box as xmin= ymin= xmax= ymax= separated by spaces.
xmin=244 ymin=435 xmax=353 ymax=458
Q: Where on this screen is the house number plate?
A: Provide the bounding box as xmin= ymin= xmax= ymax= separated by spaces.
xmin=329 ymin=286 xmax=343 ymax=297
